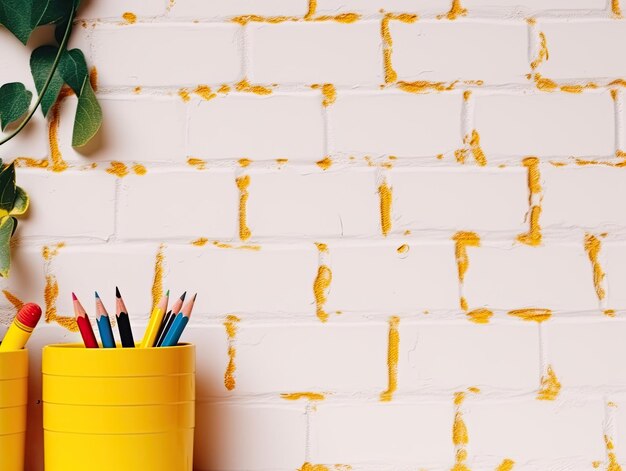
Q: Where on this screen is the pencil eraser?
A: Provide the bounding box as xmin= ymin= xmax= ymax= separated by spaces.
xmin=16 ymin=303 xmax=42 ymax=329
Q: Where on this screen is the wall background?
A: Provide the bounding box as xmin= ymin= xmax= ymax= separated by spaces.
xmin=1 ymin=0 xmax=626 ymax=469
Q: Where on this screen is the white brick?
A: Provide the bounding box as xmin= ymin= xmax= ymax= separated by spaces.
xmin=195 ymin=404 xmax=306 ymax=470
xmin=391 ymin=167 xmax=528 ymax=233
xmin=544 ymin=321 xmax=626 ymax=388
xmin=59 ymin=95 xmax=187 ymax=163
xmin=182 ymin=325 xmax=230 ymax=398
xmin=78 ymin=0 xmax=165 ymax=18
xmin=246 ymin=168 xmax=379 ymax=237
xmin=248 ymin=22 xmax=383 ymax=85
xmin=539 ymin=21 xmax=626 ymax=79
xmin=467 ymin=400 xmax=605 ymax=463
xmin=235 ymin=322 xmax=388 ymax=393
xmin=475 ymin=92 xmax=615 ymax=157
xmin=603 ymin=243 xmax=626 ymax=310
xmin=117 ymin=169 xmax=237 ymax=239
xmin=165 ymin=245 xmax=317 ymax=315
xmin=169 ymin=0 xmax=308 ymax=18
xmin=392 ymin=21 xmax=528 ymax=84
xmin=463 ymin=244 xmax=598 ymax=311
xmin=543 ymin=166 xmax=626 ymax=230
xmin=315 ymin=0 xmax=443 ymax=14
xmin=50 ymin=244 xmax=158 ymax=319
xmin=1 ymin=113 xmax=48 ymax=161
xmin=330 ymin=92 xmax=463 ymax=158
xmin=613 ymin=401 xmax=626 ymax=459
xmin=17 ymin=170 xmax=115 ymax=239
xmin=465 ymin=0 xmax=606 ymax=9
xmin=92 ymin=24 xmax=241 ymax=87
xmin=188 ymin=94 xmax=324 ymax=161
xmin=399 ymin=323 xmax=540 ymax=391
xmin=325 ymin=242 xmax=459 ymax=312
xmin=310 ymin=402 xmax=453 ymax=465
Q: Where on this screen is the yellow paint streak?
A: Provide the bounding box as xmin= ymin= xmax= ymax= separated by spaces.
xmin=397 ymin=244 xmax=409 ymax=254
xmin=218 ymin=84 xmax=231 ymax=94
xmin=466 ymin=130 xmax=487 ymax=166
xmin=236 ymin=175 xmax=252 ymax=241
xmin=14 ymin=157 xmax=49 ymax=169
xmin=276 ymin=158 xmax=289 ymax=165
xmin=238 ymin=158 xmax=252 ymax=168
xmin=305 ymin=0 xmax=317 ymax=19
xmin=605 ymin=435 xmax=623 ymax=471
xmin=298 ymin=464 xmax=351 ymax=471
xmin=230 ymin=15 xmax=294 ymax=25
xmin=380 ymin=316 xmax=399 ymax=402
xmin=178 ymin=89 xmax=191 ymax=102
xmin=224 ymin=315 xmax=240 ymax=391
xmin=531 ymin=32 xmax=549 ymax=70
xmin=522 ymin=157 xmax=541 ymax=198
xmin=378 ymin=181 xmax=392 ymax=236
xmin=132 ymin=164 xmax=147 ymax=175
xmin=533 ymin=73 xmax=559 ymax=92
xmin=496 ymin=459 xmax=515 ymax=471
xmin=584 ymin=234 xmax=606 ymax=301
xmin=236 ymin=79 xmax=272 ymax=95
xmin=316 ymin=156 xmax=333 ymax=170
xmin=605 ymin=309 xmax=617 ymax=317
xmin=122 ymin=12 xmax=137 ymax=24
xmin=518 ymin=205 xmax=542 ymax=246
xmin=44 ymin=274 xmax=78 ymax=331
xmin=560 ymin=83 xmax=598 ymax=93
xmin=397 ymin=80 xmax=457 ymax=94
xmin=613 ymin=0 xmax=623 ymax=17
xmin=106 ymin=161 xmax=129 ymax=178
xmin=612 ymin=89 xmax=619 ymax=101
xmin=381 ymin=16 xmax=396 ymax=84
xmin=48 ymin=87 xmax=73 ymax=173
xmin=518 ymin=157 xmax=543 ymax=246
xmin=42 ymin=242 xmax=65 ymax=261
xmin=2 ymin=290 xmax=23 ymax=310
xmin=467 ymin=308 xmax=493 ymax=324
xmin=460 ymin=296 xmax=468 ymax=312
xmin=89 ymin=66 xmax=98 ymax=92
xmin=212 ymin=241 xmax=261 ymax=251
xmin=464 ymin=90 xmax=472 ymax=101
xmin=439 ymin=0 xmax=468 ymax=20
xmin=194 ymin=85 xmax=216 ymax=101
xmin=452 ymin=232 xmax=480 ymax=282
xmin=508 ymin=308 xmax=552 ymax=323
xmin=133 ymin=86 xmax=141 ymax=94
xmin=187 ymin=157 xmax=206 ymax=170
xmin=192 ymin=238 xmax=208 ymax=246
xmin=315 ymin=242 xmax=328 ymax=253
xmin=281 ymin=392 xmax=325 ymax=401
xmin=313 ymin=265 xmax=332 ymax=322
xmin=610 ymin=79 xmax=626 ymax=88
xmin=314 ymin=13 xmax=361 ymax=23
xmin=453 ymin=411 xmax=468 ymax=446
xmin=311 ymin=84 xmax=337 ymax=106
xmin=455 ymin=148 xmax=468 ymax=164
xmin=151 ymin=245 xmax=165 ymax=312
xmin=537 ymin=365 xmax=561 ymax=400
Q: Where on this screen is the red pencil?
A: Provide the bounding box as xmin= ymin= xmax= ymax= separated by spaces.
xmin=72 ymin=292 xmax=98 ymax=348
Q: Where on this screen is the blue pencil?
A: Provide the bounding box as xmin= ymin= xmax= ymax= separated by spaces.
xmin=95 ymin=292 xmax=116 ymax=348
xmin=161 ymin=293 xmax=196 ymax=347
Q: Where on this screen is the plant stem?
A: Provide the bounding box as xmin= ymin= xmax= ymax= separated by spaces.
xmin=0 ymin=4 xmax=77 ymax=147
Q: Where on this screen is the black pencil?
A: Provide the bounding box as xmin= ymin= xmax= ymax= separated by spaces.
xmin=156 ymin=311 xmax=176 ymax=347
xmin=115 ymin=286 xmax=135 ymax=348
xmin=154 ymin=310 xmax=172 ymax=347
xmin=155 ymin=291 xmax=186 ymax=347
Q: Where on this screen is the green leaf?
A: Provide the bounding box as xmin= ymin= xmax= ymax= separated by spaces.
xmin=0 ymin=163 xmax=16 ymax=212
xmin=58 ymin=49 xmax=88 ymax=96
xmin=0 ymin=216 xmax=15 ymax=277
xmin=0 ymin=83 xmax=32 ymax=131
xmin=10 ymin=186 xmax=29 ymax=216
xmin=0 ymin=0 xmax=34 ymax=44
xmin=72 ymin=78 xmax=101 ymax=147
xmin=30 ymin=45 xmax=65 ymax=117
xmin=32 ymin=0 xmax=70 ymax=27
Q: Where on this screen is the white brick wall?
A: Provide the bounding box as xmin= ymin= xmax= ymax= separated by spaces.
xmin=2 ymin=0 xmax=626 ymax=469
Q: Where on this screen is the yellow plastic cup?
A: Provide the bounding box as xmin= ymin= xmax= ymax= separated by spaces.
xmin=0 ymin=348 xmax=28 ymax=471
xmin=43 ymin=343 xmax=195 ymax=471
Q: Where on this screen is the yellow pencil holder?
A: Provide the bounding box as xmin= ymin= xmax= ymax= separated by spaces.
xmin=42 ymin=343 xmax=195 ymax=471
xmin=0 ymin=348 xmax=28 ymax=471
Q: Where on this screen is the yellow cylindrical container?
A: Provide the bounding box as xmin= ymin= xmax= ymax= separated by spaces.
xmin=43 ymin=343 xmax=195 ymax=471
xmin=0 ymin=348 xmax=28 ymax=471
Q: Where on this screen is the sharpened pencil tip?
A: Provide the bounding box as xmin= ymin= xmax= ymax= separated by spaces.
xmin=115 ymin=286 xmax=121 ymax=298
xmin=180 ymin=291 xmax=187 ymax=301
xmin=72 ymin=292 xmax=77 ymax=301
xmin=95 ymin=291 xmax=100 ymax=299
xmin=166 ymin=289 xmax=170 ymax=297
xmin=193 ymin=293 xmax=197 ymax=301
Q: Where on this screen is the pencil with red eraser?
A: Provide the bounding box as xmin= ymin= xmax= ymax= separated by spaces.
xmin=72 ymin=292 xmax=98 ymax=348
xmin=0 ymin=303 xmax=42 ymax=351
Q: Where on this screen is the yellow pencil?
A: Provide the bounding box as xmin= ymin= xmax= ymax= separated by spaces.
xmin=139 ymin=290 xmax=169 ymax=348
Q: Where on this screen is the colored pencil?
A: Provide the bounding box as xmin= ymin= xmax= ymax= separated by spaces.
xmin=140 ymin=290 xmax=169 ymax=348
xmin=94 ymin=292 xmax=115 ymax=348
xmin=115 ymin=287 xmax=135 ymax=348
xmin=72 ymin=293 xmax=98 ymax=348
xmin=161 ymin=293 xmax=196 ymax=347
xmin=155 ymin=291 xmax=186 ymax=347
